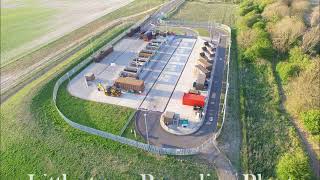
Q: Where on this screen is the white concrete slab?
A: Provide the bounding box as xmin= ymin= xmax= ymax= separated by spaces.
xmin=164 ymin=37 xmax=207 ymax=131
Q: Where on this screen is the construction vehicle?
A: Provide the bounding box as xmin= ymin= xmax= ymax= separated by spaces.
xmin=97 ymin=83 xmax=121 ymax=97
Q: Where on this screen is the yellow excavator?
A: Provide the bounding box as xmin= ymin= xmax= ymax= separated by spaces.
xmin=97 ymin=83 xmax=121 ymax=97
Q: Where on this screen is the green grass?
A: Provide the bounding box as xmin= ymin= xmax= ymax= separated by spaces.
xmin=57 ymin=82 xmax=134 ymax=135
xmin=238 ymin=57 xmax=311 ymax=178
xmin=1 ymin=0 xmax=56 ymax=63
xmin=1 ymin=18 xmax=218 ymax=179
xmin=170 ymin=1 xmax=238 ymax=27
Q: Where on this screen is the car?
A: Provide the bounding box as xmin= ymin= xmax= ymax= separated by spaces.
xmin=209 ymin=117 xmax=214 ymax=122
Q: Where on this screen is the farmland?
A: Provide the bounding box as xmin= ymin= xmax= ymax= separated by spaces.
xmin=170 ymin=1 xmax=238 ymax=26
xmin=0 ymin=0 xmax=134 ymax=65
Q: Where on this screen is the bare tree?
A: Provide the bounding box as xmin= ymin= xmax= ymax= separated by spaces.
xmin=302 ymin=25 xmax=320 ymax=54
xmin=262 ymin=2 xmax=290 ymax=21
xmin=269 ymin=16 xmax=306 ymax=52
xmin=286 ymin=58 xmax=320 ymax=115
xmin=310 ymin=6 xmax=320 ymax=27
xmin=237 ymin=28 xmax=259 ymax=49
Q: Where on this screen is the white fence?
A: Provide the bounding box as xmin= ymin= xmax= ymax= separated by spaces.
xmin=52 ymin=9 xmax=232 ymax=156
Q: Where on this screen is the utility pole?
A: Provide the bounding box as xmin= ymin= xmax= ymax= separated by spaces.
xmin=144 ymin=113 xmax=149 ymax=144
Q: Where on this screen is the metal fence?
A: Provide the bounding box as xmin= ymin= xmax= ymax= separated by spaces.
xmin=52 ymin=11 xmax=232 ymax=156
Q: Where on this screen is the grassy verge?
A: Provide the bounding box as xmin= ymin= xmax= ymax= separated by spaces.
xmin=217 ymin=30 xmax=241 ymax=171
xmin=1 ymin=20 xmax=218 ymax=180
xmin=170 ymin=1 xmax=238 ymax=27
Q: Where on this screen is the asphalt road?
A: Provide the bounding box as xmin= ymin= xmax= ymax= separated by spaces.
xmin=136 ymin=34 xmax=228 ymax=148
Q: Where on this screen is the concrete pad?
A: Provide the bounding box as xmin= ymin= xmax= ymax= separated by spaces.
xmin=164 ymin=37 xmax=208 ymax=134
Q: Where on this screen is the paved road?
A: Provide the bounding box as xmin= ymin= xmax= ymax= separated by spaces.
xmin=136 ymin=34 xmax=228 ymax=148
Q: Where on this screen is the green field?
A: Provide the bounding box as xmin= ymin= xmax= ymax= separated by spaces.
xmin=1 ymin=0 xmax=56 ymax=63
xmin=170 ymin=1 xmax=238 ymax=26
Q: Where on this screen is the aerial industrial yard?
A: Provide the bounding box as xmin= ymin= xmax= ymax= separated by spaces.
xmin=67 ymin=23 xmax=227 ymax=148
xmin=3 ymin=0 xmax=317 ymax=179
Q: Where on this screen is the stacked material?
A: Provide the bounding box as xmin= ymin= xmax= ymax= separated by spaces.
xmin=114 ymin=77 xmax=145 ymax=92
xmin=93 ymin=46 xmax=113 ymax=62
xmin=198 ymin=58 xmax=212 ymax=70
xmin=85 ymin=72 xmax=95 ymax=81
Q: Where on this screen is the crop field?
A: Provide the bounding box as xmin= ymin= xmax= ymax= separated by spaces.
xmin=0 ymin=0 xmax=134 ymax=65
xmin=170 ymin=1 xmax=238 ymax=27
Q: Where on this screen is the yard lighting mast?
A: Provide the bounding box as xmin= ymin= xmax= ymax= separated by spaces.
xmin=144 ymin=113 xmax=149 ymax=144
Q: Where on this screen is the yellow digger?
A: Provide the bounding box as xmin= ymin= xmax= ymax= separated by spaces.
xmin=97 ymin=83 xmax=121 ymax=97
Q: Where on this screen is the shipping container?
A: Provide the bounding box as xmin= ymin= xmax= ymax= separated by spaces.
xmin=120 ymin=71 xmax=139 ymax=79
xmin=142 ymin=31 xmax=153 ymax=41
xmin=182 ymin=93 xmax=205 ymax=107
xmin=115 ymin=77 xmax=145 ymax=92
xmin=93 ymin=46 xmax=113 ymax=62
xmin=133 ymin=57 xmax=149 ymax=63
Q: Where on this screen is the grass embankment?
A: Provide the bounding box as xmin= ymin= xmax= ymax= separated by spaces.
xmin=170 ymin=1 xmax=237 ymax=27
xmin=1 ymin=17 xmax=218 ymax=180
xmin=1 ymin=0 xmax=163 ymax=69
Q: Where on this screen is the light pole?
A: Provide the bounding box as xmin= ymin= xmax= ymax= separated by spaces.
xmin=144 ymin=113 xmax=149 ymax=144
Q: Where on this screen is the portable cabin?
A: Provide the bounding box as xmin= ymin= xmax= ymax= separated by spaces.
xmin=162 ymin=111 xmax=175 ymax=125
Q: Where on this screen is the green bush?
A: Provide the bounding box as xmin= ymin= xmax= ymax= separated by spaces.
xmin=300 ymin=110 xmax=320 ymax=135
xmin=276 ymin=62 xmax=301 ymax=84
xmin=239 ymin=1 xmax=258 ymax=16
xmin=276 ymin=151 xmax=313 ymax=180
xmin=243 ymin=35 xmax=273 ymax=61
